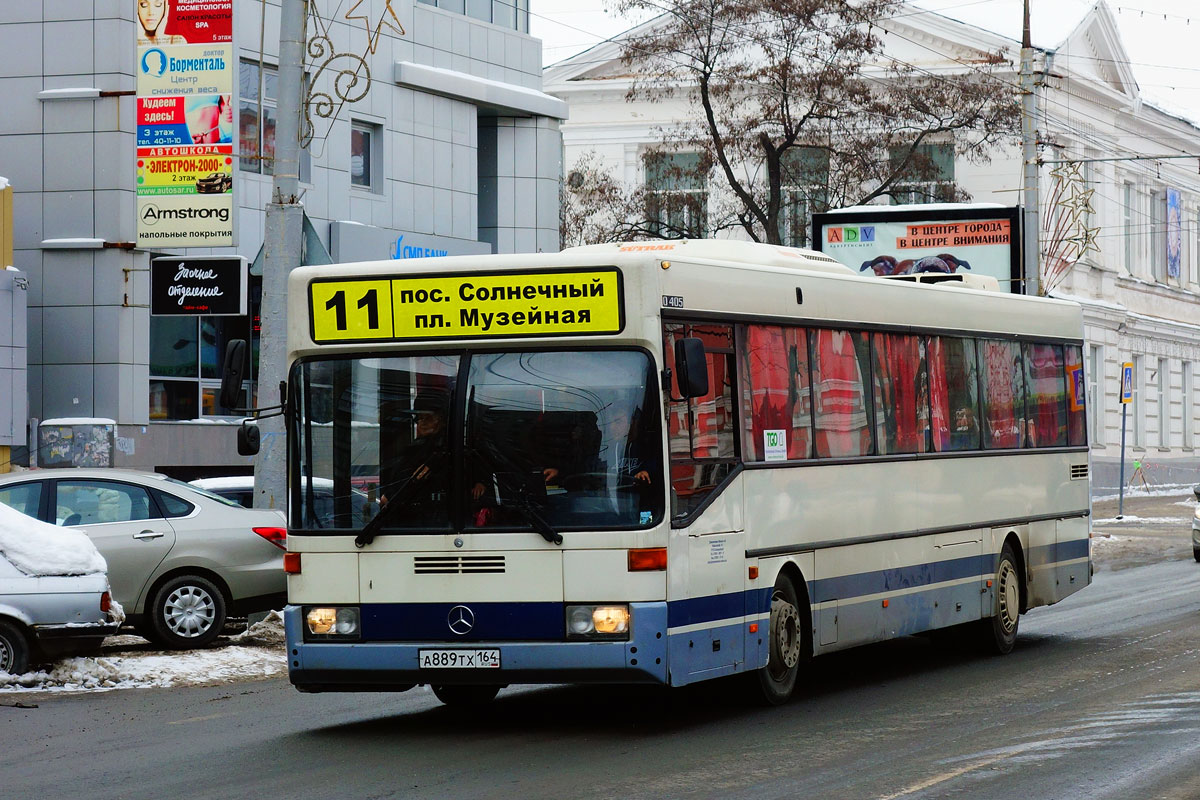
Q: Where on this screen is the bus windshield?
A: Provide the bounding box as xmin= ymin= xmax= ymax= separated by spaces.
xmin=291 ymin=349 xmax=663 ymax=533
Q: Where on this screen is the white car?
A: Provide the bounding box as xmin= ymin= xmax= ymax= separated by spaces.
xmin=1192 ymin=486 xmax=1199 ymax=562
xmin=190 ymin=475 xmax=376 ymax=528
xmin=0 ymin=503 xmax=119 ymax=674
xmin=0 ymin=469 xmax=286 ymax=650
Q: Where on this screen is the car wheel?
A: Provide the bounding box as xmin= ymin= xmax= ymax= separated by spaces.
xmin=0 ymin=619 xmax=31 ymax=675
xmin=1194 ymin=544 xmax=1200 ymax=563
xmin=148 ymin=575 xmax=227 ymax=649
xmin=431 ymin=684 xmax=501 ymax=706
xmin=981 ymin=542 xmax=1021 ymax=655
xmin=755 ymin=575 xmax=807 ymax=705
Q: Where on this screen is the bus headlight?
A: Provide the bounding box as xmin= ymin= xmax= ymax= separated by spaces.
xmin=565 ymin=604 xmax=630 ymax=639
xmin=305 ymin=606 xmax=361 ymax=639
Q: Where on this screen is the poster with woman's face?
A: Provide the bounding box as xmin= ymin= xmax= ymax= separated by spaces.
xmin=138 ymin=0 xmax=233 ymax=45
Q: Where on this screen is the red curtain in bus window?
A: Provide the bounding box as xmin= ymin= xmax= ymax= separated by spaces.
xmin=981 ymin=339 xmax=1024 ymax=449
xmin=1026 ymin=343 xmax=1067 ymax=447
xmin=1065 ymin=345 xmax=1086 ymax=446
xmin=873 ymin=333 xmax=926 ymax=454
xmin=926 ymin=337 xmax=952 ymax=452
xmin=742 ymin=325 xmax=811 ymax=460
xmin=813 ymin=329 xmax=871 ymax=457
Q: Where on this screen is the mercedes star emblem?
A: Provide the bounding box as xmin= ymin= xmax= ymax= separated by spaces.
xmin=447 ymin=605 xmax=475 ymax=635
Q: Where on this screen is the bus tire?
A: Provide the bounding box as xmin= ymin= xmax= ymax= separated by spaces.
xmin=756 ymin=576 xmax=806 ymax=705
xmin=432 ymin=684 xmax=501 ymax=706
xmin=982 ymin=543 xmax=1021 ymax=655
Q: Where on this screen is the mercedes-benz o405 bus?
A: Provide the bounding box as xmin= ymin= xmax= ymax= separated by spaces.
xmin=246 ymin=240 xmax=1090 ymax=706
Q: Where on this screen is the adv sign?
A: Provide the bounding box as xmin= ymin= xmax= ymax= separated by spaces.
xmin=151 ymin=256 xmax=248 ymax=316
xmin=812 ymin=206 xmax=1021 ymax=293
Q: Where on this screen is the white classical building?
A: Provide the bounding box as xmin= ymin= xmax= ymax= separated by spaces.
xmin=545 ymin=1 xmax=1200 ymax=492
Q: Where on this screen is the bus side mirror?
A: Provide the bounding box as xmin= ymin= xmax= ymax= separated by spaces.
xmin=220 ymin=339 xmax=248 ymax=411
xmin=238 ymin=421 xmax=260 ymax=456
xmin=674 ymin=337 xmax=709 ymax=399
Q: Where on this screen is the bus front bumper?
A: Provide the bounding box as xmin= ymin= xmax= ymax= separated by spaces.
xmin=284 ymin=603 xmax=669 ymax=692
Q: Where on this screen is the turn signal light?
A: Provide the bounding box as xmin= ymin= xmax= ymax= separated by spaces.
xmin=628 ymin=547 xmax=667 ymax=571
xmin=254 ymin=527 xmax=287 ymax=550
xmin=283 ymin=553 xmax=302 ymax=574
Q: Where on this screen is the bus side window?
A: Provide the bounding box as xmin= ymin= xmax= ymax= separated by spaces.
xmin=1025 ymin=343 xmax=1068 ymax=448
xmin=979 ymin=339 xmax=1027 ymax=449
xmin=664 ymin=322 xmax=738 ymax=519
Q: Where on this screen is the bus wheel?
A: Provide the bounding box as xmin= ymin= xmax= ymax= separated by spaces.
xmin=756 ymin=577 xmax=804 ymax=705
xmin=432 ymin=684 xmax=501 ymax=707
xmin=982 ymin=543 xmax=1021 ymax=655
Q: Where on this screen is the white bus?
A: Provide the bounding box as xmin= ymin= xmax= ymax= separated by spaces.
xmin=260 ymin=239 xmax=1091 ymax=706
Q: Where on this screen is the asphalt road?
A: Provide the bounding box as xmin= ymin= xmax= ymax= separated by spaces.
xmin=3 ymin=501 xmax=1199 ymax=800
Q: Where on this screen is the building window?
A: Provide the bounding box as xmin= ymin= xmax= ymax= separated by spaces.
xmin=889 ymin=143 xmax=955 ymax=205
xmin=645 ymin=152 xmax=708 ymax=239
xmin=1132 ymin=354 xmax=1144 ymax=447
xmin=782 ymin=147 xmax=829 ymax=247
xmin=239 ymin=60 xmax=311 ymax=181
xmin=424 ymin=0 xmax=528 ymax=32
xmin=1158 ymin=357 xmax=1169 ymax=447
xmin=350 ymin=121 xmax=380 ymax=190
xmin=149 ymin=277 xmax=261 ymax=420
xmin=1184 ymin=361 xmax=1194 ymax=449
xmin=1151 ymin=190 xmax=1166 ymax=282
xmin=1123 ymin=181 xmax=1134 ymax=272
xmin=1088 ymin=344 xmax=1104 ymax=446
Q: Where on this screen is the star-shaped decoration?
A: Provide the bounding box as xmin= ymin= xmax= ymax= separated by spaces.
xmin=344 ymin=0 xmax=406 ymax=55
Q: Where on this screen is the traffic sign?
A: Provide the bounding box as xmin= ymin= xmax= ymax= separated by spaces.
xmin=1120 ymin=362 xmax=1134 ymax=403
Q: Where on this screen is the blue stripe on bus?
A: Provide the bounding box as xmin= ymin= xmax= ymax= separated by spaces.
xmin=809 ymin=554 xmax=987 ymax=604
xmin=354 ymin=546 xmax=1091 ymax=642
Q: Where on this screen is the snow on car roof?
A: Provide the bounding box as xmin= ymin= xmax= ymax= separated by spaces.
xmin=0 ymin=502 xmax=107 ymax=577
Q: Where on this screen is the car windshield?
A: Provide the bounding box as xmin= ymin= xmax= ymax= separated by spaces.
xmin=292 ymin=350 xmax=663 ymax=533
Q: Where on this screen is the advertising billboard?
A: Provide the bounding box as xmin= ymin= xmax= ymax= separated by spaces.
xmin=811 ymin=206 xmax=1022 ymax=293
xmin=136 ymin=0 xmax=235 ymax=248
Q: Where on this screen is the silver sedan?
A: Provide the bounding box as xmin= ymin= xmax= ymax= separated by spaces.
xmin=0 ymin=552 xmax=119 ymax=674
xmin=0 ymin=469 xmax=286 ymax=649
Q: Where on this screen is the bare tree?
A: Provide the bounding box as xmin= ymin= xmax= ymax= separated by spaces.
xmin=569 ymin=0 xmax=1020 ymax=245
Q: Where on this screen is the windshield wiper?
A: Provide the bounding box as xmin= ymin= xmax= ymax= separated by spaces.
xmin=354 ymin=472 xmax=424 ymax=548
xmin=470 ymin=444 xmax=563 ymax=545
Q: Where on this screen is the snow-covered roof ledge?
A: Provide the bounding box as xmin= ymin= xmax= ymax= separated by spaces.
xmin=393 ymin=61 xmax=568 ymax=120
xmin=41 ymin=238 xmax=106 ymax=250
xmin=37 ymin=88 xmax=102 ymax=101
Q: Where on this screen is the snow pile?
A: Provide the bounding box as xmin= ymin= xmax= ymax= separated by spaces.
xmin=0 ymin=616 xmax=287 ymax=693
xmin=1093 ymin=515 xmax=1190 ymax=526
xmin=0 ymin=502 xmax=106 ymax=576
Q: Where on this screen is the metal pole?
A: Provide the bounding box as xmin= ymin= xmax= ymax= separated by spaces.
xmin=1020 ymin=0 xmax=1040 ymax=297
xmin=1118 ymin=403 xmax=1128 ymax=518
xmin=253 ymin=0 xmax=306 ymax=512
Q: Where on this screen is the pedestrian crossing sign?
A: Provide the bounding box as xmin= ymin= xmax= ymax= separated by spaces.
xmin=1120 ymin=362 xmax=1133 ymax=403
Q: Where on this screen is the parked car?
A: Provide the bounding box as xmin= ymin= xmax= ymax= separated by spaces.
xmin=0 ymin=503 xmax=120 ymax=674
xmin=0 ymin=469 xmax=286 ymax=650
xmin=190 ymin=475 xmax=376 ymax=528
